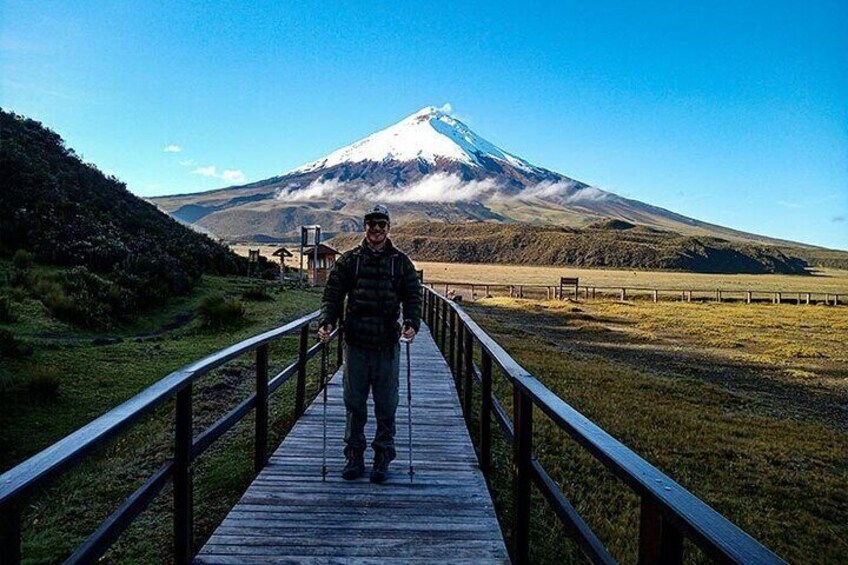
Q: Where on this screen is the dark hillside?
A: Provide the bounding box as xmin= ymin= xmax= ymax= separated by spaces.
xmin=0 ymin=109 xmax=246 ymax=326
xmin=330 ymin=221 xmax=810 ymax=275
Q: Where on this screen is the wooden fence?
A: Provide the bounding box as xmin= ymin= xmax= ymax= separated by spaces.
xmin=426 ymin=280 xmax=844 ymax=306
xmin=0 ymin=312 xmax=342 ymax=565
xmin=424 ymin=287 xmax=785 ymax=564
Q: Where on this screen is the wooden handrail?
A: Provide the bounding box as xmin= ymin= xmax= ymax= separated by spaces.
xmin=0 ymin=310 xmax=341 ymax=564
xmin=424 ymin=287 xmax=785 ymax=564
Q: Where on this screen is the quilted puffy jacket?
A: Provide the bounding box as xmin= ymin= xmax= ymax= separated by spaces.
xmin=319 ymin=238 xmax=422 ymax=350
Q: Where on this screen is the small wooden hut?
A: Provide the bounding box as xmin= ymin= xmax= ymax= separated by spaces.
xmin=303 ymin=243 xmax=340 ymax=284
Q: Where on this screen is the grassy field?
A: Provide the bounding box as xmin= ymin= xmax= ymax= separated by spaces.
xmin=416 ymin=260 xmax=848 ymax=293
xmin=0 ymin=275 xmax=325 ymax=564
xmin=457 ymin=295 xmax=847 ymax=563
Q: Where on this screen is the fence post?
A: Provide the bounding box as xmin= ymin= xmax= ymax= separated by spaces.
xmin=621 ymin=288 xmax=626 ymax=301
xmin=480 ymin=350 xmax=492 ymax=474
xmin=463 ymin=330 xmax=473 ymax=422
xmin=448 ymin=307 xmax=456 ymax=373
xmin=805 ymin=292 xmax=810 ymax=305
xmin=513 ymin=386 xmax=532 ymax=564
xmin=174 ymin=384 xmax=193 ymax=565
xmin=653 ymin=289 xmax=658 ymax=303
xmin=639 ymin=496 xmax=683 ymax=565
xmin=0 ymin=503 xmax=21 ymax=565
xmin=746 ymin=291 xmax=752 ymax=304
xmin=455 ymin=323 xmax=464 ymax=392
xmin=296 ymin=325 xmax=308 ymax=417
xmin=255 ymin=344 xmax=269 ymax=474
xmin=440 ymin=300 xmax=448 ymax=352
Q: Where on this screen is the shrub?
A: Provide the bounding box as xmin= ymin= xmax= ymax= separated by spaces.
xmin=27 ymin=365 xmax=60 ymax=399
xmin=241 ymin=285 xmax=273 ymax=301
xmin=0 ymin=296 xmax=15 ymax=323
xmin=41 ymin=286 xmax=81 ymax=325
xmin=0 ymin=329 xmax=28 ymax=358
xmin=198 ymin=293 xmax=245 ymax=328
xmin=12 ymin=249 xmax=34 ymax=270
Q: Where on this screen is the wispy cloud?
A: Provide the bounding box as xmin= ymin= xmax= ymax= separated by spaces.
xmin=164 ymin=144 xmax=182 ymax=153
xmin=438 ymin=103 xmax=453 ymax=113
xmin=277 ymin=173 xmax=498 ymax=203
xmin=277 ymin=174 xmax=615 ymax=205
xmin=833 ymin=215 xmax=845 ymax=223
xmin=374 ymin=174 xmax=497 ymax=202
xmin=178 ymin=159 xmax=196 ymax=167
xmin=777 ymin=200 xmax=801 ymax=209
xmin=192 ymin=165 xmax=217 ymax=177
xmin=221 ymin=169 xmax=246 ymax=183
xmin=191 ymin=165 xmax=247 ymax=185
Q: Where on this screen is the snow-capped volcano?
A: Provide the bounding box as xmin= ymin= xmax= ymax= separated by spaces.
xmin=151 ymin=105 xmax=786 ymax=247
xmin=290 ymin=106 xmax=542 ymax=175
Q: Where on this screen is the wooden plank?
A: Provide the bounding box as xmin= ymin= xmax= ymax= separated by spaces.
xmin=194 ymin=324 xmax=508 ymax=563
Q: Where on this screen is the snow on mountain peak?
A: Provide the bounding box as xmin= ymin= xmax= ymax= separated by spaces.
xmin=287 ymin=106 xmax=540 ymax=175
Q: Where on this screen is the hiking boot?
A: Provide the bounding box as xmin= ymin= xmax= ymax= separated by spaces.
xmin=370 ymin=451 xmax=395 ymax=484
xmin=341 ymin=453 xmax=365 ymax=480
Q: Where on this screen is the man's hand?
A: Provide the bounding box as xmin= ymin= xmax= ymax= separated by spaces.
xmin=317 ymin=324 xmax=334 ymax=343
xmin=401 ymin=324 xmax=417 ymax=342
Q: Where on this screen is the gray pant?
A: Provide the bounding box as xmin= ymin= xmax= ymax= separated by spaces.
xmin=343 ymin=342 xmax=400 ymax=459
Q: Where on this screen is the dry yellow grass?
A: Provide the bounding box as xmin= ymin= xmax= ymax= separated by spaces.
xmin=460 ymin=296 xmax=848 ymax=563
xmin=415 ymin=260 xmax=848 ymax=293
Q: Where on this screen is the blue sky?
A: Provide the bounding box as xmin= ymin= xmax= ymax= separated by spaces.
xmin=2 ymin=1 xmax=846 ymax=249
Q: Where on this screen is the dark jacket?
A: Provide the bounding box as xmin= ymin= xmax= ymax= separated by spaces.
xmin=319 ymin=238 xmax=422 ymax=350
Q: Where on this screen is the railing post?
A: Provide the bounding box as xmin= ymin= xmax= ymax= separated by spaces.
xmin=639 ymin=496 xmax=683 ymax=565
xmin=455 ymin=323 xmax=464 ymax=392
xmin=440 ymin=300 xmax=448 ymax=352
xmin=463 ymin=330 xmax=473 ymax=421
xmin=448 ymin=307 xmax=456 ymax=373
xmin=296 ymin=325 xmax=308 ymax=417
xmin=174 ymin=384 xmax=193 ymax=565
xmin=430 ymin=291 xmax=436 ymax=329
xmin=431 ymin=295 xmax=438 ymax=343
xmin=335 ymin=310 xmax=345 ymax=369
xmin=254 ymin=344 xmax=269 ymax=474
xmin=480 ymin=350 xmax=492 ymax=474
xmin=513 ymin=386 xmax=532 ymax=564
xmin=0 ymin=503 xmax=21 ymax=565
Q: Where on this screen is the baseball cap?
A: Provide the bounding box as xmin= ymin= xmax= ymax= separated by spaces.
xmin=364 ymin=204 xmax=390 ymax=222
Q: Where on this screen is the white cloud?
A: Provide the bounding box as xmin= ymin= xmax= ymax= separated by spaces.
xmin=178 ymin=159 xmax=196 ymax=167
xmin=277 ymin=178 xmax=341 ymax=201
xmin=164 ymin=144 xmax=183 ymax=153
xmin=371 ymin=173 xmax=498 ymax=203
xmin=190 ymin=165 xmax=248 ymax=185
xmin=495 ymin=180 xmax=611 ymax=204
xmin=221 ymin=169 xmax=246 ymax=183
xmin=192 ymin=165 xmax=217 ymax=177
xmin=278 ymin=172 xmax=501 ymax=203
xmin=438 ymin=103 xmax=453 ymax=113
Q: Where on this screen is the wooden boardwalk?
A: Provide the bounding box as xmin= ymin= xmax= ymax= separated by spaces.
xmin=194 ymin=324 xmax=509 ymax=564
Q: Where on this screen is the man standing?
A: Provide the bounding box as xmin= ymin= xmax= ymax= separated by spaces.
xmin=317 ymin=204 xmax=422 ymax=483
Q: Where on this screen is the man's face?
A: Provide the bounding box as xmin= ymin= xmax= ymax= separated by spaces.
xmin=364 ymin=217 xmax=389 ymax=246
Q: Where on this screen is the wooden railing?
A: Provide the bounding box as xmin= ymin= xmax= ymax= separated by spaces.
xmin=0 ymin=311 xmax=341 ymax=565
xmin=423 ymin=287 xmax=785 ymax=564
xmin=426 ymin=280 xmax=844 ymax=305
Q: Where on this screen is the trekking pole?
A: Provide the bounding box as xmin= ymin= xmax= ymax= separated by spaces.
xmin=400 ymin=336 xmax=414 ymax=483
xmin=321 ymin=331 xmax=329 ymax=482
